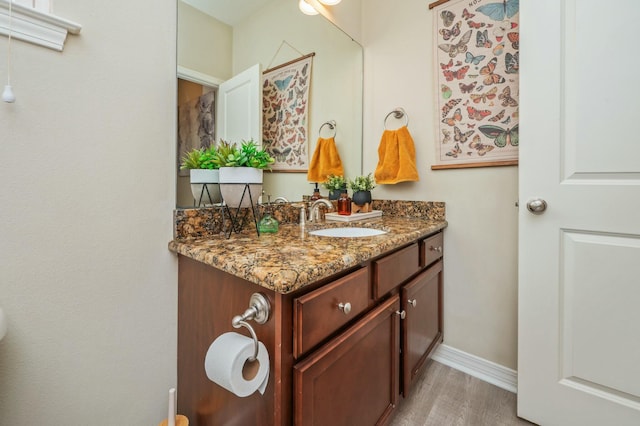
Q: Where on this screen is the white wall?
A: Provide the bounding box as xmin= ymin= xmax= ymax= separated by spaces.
xmin=177 ymin=2 xmax=233 ymax=207
xmin=0 ymin=1 xmax=177 ymax=424
xmin=362 ymin=0 xmax=519 ymax=369
xmin=178 ymin=1 xmax=232 ymax=81
xmin=307 ymin=0 xmax=363 ymax=44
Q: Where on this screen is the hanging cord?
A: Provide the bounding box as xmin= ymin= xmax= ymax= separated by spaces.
xmin=266 ymin=40 xmax=306 ymax=71
xmin=6 ymin=0 xmax=12 ymax=85
xmin=2 ymin=0 xmax=16 ymax=103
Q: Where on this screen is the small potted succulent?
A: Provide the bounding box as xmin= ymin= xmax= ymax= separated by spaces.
xmin=322 ymin=174 xmax=347 ymax=200
xmin=179 ymin=145 xmax=221 ymax=206
xmin=214 ymin=140 xmax=275 ymax=208
xmin=348 ymin=173 xmax=376 ymax=206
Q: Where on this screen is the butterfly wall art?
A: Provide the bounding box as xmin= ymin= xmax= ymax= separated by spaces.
xmin=432 ymin=0 xmax=519 ymax=168
xmin=262 ymin=55 xmax=313 ymax=172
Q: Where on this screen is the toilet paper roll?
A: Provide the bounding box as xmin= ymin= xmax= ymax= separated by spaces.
xmin=204 ymin=332 xmax=269 ymax=397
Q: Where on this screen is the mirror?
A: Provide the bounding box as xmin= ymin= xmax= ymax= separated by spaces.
xmin=176 ymin=0 xmax=363 ymax=207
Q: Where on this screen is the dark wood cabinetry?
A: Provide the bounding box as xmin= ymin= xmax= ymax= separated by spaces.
xmin=177 ymin=230 xmax=444 ymax=425
xmin=401 ymin=259 xmax=443 ymax=395
xmin=294 ymin=296 xmax=400 ymax=426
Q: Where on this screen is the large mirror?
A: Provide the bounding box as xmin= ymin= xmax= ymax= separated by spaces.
xmin=176 ymin=0 xmax=363 ymax=207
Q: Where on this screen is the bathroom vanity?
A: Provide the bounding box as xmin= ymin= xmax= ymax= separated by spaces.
xmin=169 ymin=201 xmax=446 ymax=425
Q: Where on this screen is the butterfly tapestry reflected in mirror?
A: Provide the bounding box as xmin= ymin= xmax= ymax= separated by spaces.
xmin=262 ymin=55 xmax=313 ymax=171
xmin=433 ymin=0 xmax=519 ymax=167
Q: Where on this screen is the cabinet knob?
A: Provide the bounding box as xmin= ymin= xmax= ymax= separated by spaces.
xmin=429 ymin=246 xmax=442 ymax=253
xmin=338 ymin=302 xmax=352 ymax=315
xmin=408 ymin=299 xmax=417 ymax=308
xmin=395 ymin=310 xmax=406 ymax=320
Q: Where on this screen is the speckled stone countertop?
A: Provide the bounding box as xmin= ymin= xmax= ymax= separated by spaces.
xmin=169 ymin=200 xmax=446 ymax=294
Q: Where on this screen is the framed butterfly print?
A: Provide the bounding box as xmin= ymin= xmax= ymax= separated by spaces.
xmin=430 ymin=0 xmax=519 ymax=169
xmin=262 ymin=53 xmax=314 ymax=172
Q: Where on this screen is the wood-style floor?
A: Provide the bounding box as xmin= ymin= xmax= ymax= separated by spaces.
xmin=389 ymin=361 xmax=536 ymax=426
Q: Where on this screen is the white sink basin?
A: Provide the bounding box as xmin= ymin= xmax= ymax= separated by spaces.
xmin=309 ymin=227 xmax=388 ymax=238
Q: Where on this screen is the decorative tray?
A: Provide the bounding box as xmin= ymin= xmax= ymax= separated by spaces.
xmin=325 ymin=210 xmax=383 ymax=222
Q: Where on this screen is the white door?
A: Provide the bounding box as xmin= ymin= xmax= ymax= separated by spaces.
xmin=216 ymin=63 xmax=262 ymax=144
xmin=518 ymin=1 xmax=640 ymax=425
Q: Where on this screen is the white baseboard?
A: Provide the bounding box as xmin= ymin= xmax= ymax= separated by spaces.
xmin=432 ymin=344 xmax=518 ymax=393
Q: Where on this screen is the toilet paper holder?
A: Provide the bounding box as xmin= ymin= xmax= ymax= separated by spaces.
xmin=231 ymin=293 xmax=271 ymax=361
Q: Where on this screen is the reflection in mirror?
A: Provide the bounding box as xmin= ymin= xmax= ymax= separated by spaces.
xmin=176 ymin=0 xmax=363 ymax=207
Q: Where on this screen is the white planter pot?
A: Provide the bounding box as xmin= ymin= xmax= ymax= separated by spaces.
xmin=218 ymin=167 xmax=263 ymax=208
xmin=189 ymin=169 xmax=221 ymax=206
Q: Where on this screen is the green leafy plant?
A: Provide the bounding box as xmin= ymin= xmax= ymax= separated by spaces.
xmin=322 ymin=174 xmax=347 ymax=191
xmin=179 ymin=148 xmax=204 ymax=170
xmin=180 ymin=145 xmax=220 ymax=170
xmin=211 ymin=140 xmax=275 ymax=170
xmin=348 ymin=173 xmax=376 ymax=192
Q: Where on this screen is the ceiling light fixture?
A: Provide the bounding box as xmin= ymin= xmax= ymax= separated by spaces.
xmin=318 ymin=0 xmax=342 ymax=5
xmin=298 ymin=0 xmax=319 ymax=15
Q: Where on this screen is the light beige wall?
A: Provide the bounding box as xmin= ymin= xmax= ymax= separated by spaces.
xmin=362 ymin=0 xmax=519 ymax=369
xmin=0 ymin=1 xmax=177 ymax=424
xmin=307 ymin=0 xmax=363 ymax=44
xmin=177 ymin=2 xmax=232 ymax=207
xmin=177 ymin=1 xmax=232 ymax=81
xmin=232 ymin=0 xmax=363 ymax=202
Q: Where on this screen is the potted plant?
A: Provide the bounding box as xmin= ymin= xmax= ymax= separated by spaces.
xmin=214 ymin=140 xmax=275 ymax=208
xmin=348 ymin=173 xmax=376 ymax=206
xmin=322 ymin=174 xmax=347 ymax=200
xmin=180 ymin=145 xmax=221 ymax=206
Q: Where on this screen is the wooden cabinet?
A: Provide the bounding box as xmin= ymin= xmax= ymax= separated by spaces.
xmin=292 ymin=231 xmax=444 ymax=423
xmin=401 ymin=259 xmax=443 ymax=395
xmin=293 ymin=296 xmax=400 ymax=426
xmin=176 ymin=230 xmax=444 ymax=426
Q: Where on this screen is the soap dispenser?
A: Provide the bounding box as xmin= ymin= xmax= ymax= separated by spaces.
xmin=310 ymin=183 xmax=321 ymax=201
xmin=337 ymin=189 xmax=351 ymax=215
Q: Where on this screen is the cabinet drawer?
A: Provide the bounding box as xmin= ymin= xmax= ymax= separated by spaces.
xmin=373 ymin=243 xmax=420 ymax=298
xmin=421 ymin=232 xmax=443 ymax=267
xmin=294 ymin=268 xmax=370 ymax=358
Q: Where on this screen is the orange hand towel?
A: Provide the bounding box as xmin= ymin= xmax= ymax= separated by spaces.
xmin=307 ymin=137 xmax=344 ymax=183
xmin=374 ymin=126 xmax=419 ymax=184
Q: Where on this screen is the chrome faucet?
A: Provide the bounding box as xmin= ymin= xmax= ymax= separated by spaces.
xmin=272 ymin=196 xmax=289 ymax=203
xmin=308 ymin=198 xmax=334 ymax=223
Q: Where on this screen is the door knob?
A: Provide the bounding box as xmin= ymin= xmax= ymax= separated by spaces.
xmin=526 ymin=198 xmax=547 ymax=215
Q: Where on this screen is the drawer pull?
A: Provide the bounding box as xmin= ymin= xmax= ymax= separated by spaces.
xmin=408 ymin=299 xmax=417 ymax=308
xmin=338 ymin=302 xmax=352 ymax=315
xmin=429 ymin=245 xmax=442 ymax=253
xmin=395 ymin=310 xmax=406 ymax=319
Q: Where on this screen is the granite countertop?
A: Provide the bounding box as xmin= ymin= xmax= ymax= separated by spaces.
xmin=169 ymin=201 xmax=447 ymax=294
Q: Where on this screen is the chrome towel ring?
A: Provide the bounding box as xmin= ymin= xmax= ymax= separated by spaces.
xmin=318 ymin=120 xmax=337 ymax=138
xmin=384 ymin=107 xmax=409 ymax=129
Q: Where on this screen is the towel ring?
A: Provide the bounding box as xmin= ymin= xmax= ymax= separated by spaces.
xmin=384 ymin=108 xmax=409 ymax=130
xmin=319 ymin=120 xmax=337 ymax=138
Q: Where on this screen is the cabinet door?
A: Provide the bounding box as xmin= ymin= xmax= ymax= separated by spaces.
xmin=401 ymin=259 xmax=443 ymax=396
xmin=294 ymin=295 xmax=400 ymax=426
